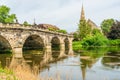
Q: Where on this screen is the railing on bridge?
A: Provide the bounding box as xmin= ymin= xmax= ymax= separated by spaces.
xmin=0 ymin=23 xmax=73 ymax=37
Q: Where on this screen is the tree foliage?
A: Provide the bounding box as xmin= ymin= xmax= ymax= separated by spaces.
xmin=92 ymin=29 xmax=102 ymax=35
xmin=81 ymin=34 xmax=108 ymax=47
xmin=0 ymin=5 xmax=16 ymax=23
xmin=101 ymin=19 xmax=114 ymax=36
xmin=78 ymin=20 xmax=92 ymax=40
xmin=107 ymin=21 xmax=120 ymax=39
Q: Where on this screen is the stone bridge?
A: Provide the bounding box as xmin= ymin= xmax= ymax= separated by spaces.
xmin=0 ymin=23 xmax=73 ymax=60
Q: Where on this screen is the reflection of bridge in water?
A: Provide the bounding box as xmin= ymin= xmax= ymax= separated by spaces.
xmin=0 ymin=23 xmax=73 ymax=60
xmin=0 ymin=49 xmax=72 ymax=70
xmin=0 ymin=49 xmax=71 ymax=75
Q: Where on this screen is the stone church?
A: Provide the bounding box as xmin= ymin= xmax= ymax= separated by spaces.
xmin=80 ymin=5 xmax=101 ymax=31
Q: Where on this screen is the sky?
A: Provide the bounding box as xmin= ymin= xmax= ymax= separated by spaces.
xmin=0 ymin=0 xmax=120 ymax=32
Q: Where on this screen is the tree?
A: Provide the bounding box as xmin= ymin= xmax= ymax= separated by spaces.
xmin=101 ymin=19 xmax=114 ymax=36
xmin=0 ymin=5 xmax=16 ymax=23
xmin=107 ymin=21 xmax=120 ymax=39
xmin=78 ymin=19 xmax=92 ymax=40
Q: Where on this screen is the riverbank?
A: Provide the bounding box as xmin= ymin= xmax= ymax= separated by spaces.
xmin=0 ymin=67 xmax=18 ymax=80
xmin=0 ymin=64 xmax=38 ymax=80
xmin=0 ymin=66 xmax=65 ymax=80
xmin=73 ymin=39 xmax=120 ymax=51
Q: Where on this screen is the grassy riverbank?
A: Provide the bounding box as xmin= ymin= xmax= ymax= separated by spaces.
xmin=0 ymin=67 xmax=18 ymax=80
xmin=73 ymin=39 xmax=120 ymax=51
xmin=0 ymin=63 xmax=37 ymax=80
xmin=0 ymin=66 xmax=67 ymax=80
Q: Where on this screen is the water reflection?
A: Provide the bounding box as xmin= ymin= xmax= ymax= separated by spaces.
xmin=0 ymin=47 xmax=120 ymax=80
xmin=0 ymin=54 xmax=12 ymax=68
xmin=102 ymin=51 xmax=120 ymax=69
xmin=79 ymin=47 xmax=120 ymax=80
xmin=80 ymin=48 xmax=105 ymax=80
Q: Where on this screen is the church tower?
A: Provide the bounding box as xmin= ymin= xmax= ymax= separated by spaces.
xmin=80 ymin=5 xmax=85 ymax=20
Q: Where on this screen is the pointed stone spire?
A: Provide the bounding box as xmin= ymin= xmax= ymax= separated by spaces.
xmin=80 ymin=4 xmax=85 ymax=20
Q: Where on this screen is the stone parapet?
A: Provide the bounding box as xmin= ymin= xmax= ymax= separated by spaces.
xmin=0 ymin=23 xmax=73 ymax=37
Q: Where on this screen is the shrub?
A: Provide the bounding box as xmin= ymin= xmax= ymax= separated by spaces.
xmin=81 ymin=34 xmax=108 ymax=47
xmin=108 ymin=39 xmax=120 ymax=46
xmin=72 ymin=41 xmax=82 ymax=51
xmin=57 ymin=30 xmax=67 ymax=34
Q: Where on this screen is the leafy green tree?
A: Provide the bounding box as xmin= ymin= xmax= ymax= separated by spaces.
xmin=0 ymin=5 xmax=16 ymax=23
xmin=107 ymin=21 xmax=120 ymax=39
xmin=78 ymin=19 xmax=92 ymax=40
xmin=101 ymin=19 xmax=114 ymax=36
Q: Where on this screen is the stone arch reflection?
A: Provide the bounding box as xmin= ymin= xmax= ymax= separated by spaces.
xmin=0 ymin=54 xmax=12 ymax=68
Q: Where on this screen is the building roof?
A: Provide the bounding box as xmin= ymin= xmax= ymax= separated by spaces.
xmin=37 ymin=24 xmax=60 ymax=30
xmin=87 ymin=19 xmax=98 ymax=29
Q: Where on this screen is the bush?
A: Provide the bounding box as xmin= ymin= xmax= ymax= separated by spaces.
xmin=72 ymin=41 xmax=82 ymax=51
xmin=48 ymin=27 xmax=56 ymax=31
xmin=108 ymin=39 xmax=120 ymax=46
xmin=81 ymin=34 xmax=108 ymax=47
xmin=57 ymin=30 xmax=67 ymax=34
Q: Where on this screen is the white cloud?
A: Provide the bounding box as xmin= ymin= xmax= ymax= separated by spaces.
xmin=0 ymin=0 xmax=120 ymax=32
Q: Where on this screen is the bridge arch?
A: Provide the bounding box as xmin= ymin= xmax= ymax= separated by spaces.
xmin=22 ymin=34 xmax=45 ymax=53
xmin=0 ymin=35 xmax=12 ymax=53
xmin=51 ymin=36 xmax=61 ymax=58
xmin=64 ymin=37 xmax=70 ymax=54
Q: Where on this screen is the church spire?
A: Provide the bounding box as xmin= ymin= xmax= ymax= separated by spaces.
xmin=80 ymin=4 xmax=85 ymax=20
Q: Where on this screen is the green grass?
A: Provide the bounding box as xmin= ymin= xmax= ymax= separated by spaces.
xmin=72 ymin=39 xmax=120 ymax=51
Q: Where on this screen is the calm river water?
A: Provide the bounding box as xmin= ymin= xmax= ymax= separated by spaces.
xmin=0 ymin=47 xmax=120 ymax=80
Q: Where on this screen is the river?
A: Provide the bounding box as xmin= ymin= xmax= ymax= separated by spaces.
xmin=0 ymin=47 xmax=120 ymax=80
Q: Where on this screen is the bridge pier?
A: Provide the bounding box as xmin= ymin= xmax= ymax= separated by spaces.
xmin=59 ymin=42 xmax=66 ymax=57
xmin=44 ymin=43 xmax=52 ymax=62
xmin=68 ymin=39 xmax=74 ymax=55
xmin=13 ymin=47 xmax=23 ymax=58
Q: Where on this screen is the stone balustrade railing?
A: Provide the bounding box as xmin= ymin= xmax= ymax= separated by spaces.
xmin=0 ymin=23 xmax=73 ymax=37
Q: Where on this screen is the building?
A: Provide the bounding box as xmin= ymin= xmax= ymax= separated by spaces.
xmin=80 ymin=5 xmax=101 ymax=31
